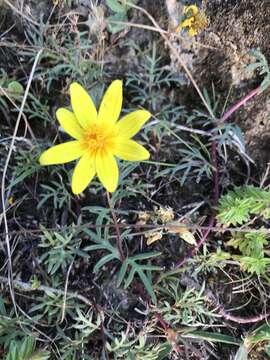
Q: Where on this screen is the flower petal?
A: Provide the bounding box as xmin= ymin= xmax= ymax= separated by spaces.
xmin=184 ymin=5 xmax=199 ymax=16
xmin=56 ymin=108 xmax=84 ymax=139
xmin=72 ymin=153 xmax=96 ymax=194
xmin=98 ymin=80 xmax=122 ymax=126
xmin=96 ymin=151 xmax=119 ymax=192
xmin=114 ymin=110 xmax=151 ymax=139
xmin=39 ymin=141 xmax=84 ymax=165
xmin=113 ymin=139 xmax=150 ymax=161
xmin=70 ymin=82 xmax=97 ymax=129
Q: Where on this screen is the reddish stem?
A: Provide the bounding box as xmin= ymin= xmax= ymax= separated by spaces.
xmin=175 ymin=86 xmax=260 ymax=269
xmin=175 ymin=216 xmax=215 ymax=268
xmin=220 ymin=86 xmax=260 ymax=123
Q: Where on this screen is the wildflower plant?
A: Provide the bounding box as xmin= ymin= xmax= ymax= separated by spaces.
xmin=176 ymin=5 xmax=208 ymax=36
xmin=39 ymin=80 xmax=151 ymax=194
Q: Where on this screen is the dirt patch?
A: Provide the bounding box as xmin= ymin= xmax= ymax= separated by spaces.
xmin=196 ymin=0 xmax=270 ymax=167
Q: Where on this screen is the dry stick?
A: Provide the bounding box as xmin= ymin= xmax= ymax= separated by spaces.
xmin=3 ymin=0 xmax=39 ymax=25
xmin=2 ymin=222 xmax=270 ymax=239
xmin=175 ymin=87 xmax=262 ymax=269
xmin=126 ymin=1 xmax=216 ymax=120
xmin=181 ymin=276 xmax=270 ymax=324
xmin=125 ymin=2 xmax=220 ymax=270
xmin=60 ymin=259 xmax=74 ymax=323
xmin=0 ymin=49 xmax=43 ymax=316
xmin=0 ymin=275 xmax=93 ymax=307
xmin=106 ymin=192 xmax=125 ymax=261
xmin=1 ymin=274 xmax=264 ymax=326
xmin=218 ymin=308 xmax=270 ymax=324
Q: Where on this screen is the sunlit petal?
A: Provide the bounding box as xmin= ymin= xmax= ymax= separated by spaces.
xmin=72 ymin=153 xmax=96 ymax=194
xmin=56 ymin=108 xmax=84 ymax=139
xmin=39 ymin=141 xmax=84 ymax=165
xmin=115 ymin=110 xmax=151 ymax=139
xmin=98 ymin=80 xmax=122 ymax=126
xmin=96 ymin=151 xmax=119 ymax=192
xmin=184 ymin=5 xmax=199 ymax=16
xmin=113 ymin=139 xmax=150 ymax=161
xmin=70 ymin=82 xmax=97 ymax=129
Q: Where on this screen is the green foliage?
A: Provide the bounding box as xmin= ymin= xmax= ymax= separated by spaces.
xmin=234 ymin=323 xmax=270 ymax=359
xmin=127 ymin=42 xmax=184 ymax=113
xmin=39 ymin=228 xmax=87 ymax=275
xmin=217 ymin=185 xmax=270 ymax=226
xmin=9 ymin=147 xmax=41 ymax=190
xmin=236 ymin=256 xmax=270 ymax=276
xmin=0 ymin=297 xmax=26 ymax=349
xmin=246 ymin=49 xmax=270 ymax=91
xmin=117 ymin=252 xmax=162 ymax=304
xmin=217 ymin=186 xmax=270 ymax=275
xmin=106 ymin=333 xmax=171 ymax=359
xmin=227 ymin=232 xmax=267 ymax=258
xmin=156 ymin=279 xmax=215 ymax=326
xmin=29 ymin=288 xmax=77 ymax=324
xmin=5 ymin=337 xmax=50 ymax=360
xmin=106 ymin=0 xmax=135 ymax=34
xmin=73 ymin=309 xmax=101 ymax=337
xmin=38 ymin=170 xmax=72 ymax=210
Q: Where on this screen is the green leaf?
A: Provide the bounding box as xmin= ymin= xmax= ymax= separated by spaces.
xmin=234 ymin=344 xmax=248 ymax=360
xmin=124 ymin=266 xmax=136 ymax=288
xmin=184 ymin=330 xmax=241 ymax=345
xmin=106 ymin=0 xmax=126 ymax=13
xmin=7 ymin=81 xmax=24 ymax=94
xmin=130 ymin=252 xmax=162 ymax=261
xmin=107 ymin=13 xmax=127 ymax=34
xmin=137 ymin=269 xmax=157 ymax=304
xmin=117 ymin=260 xmax=129 ymax=287
xmin=93 ymin=253 xmax=119 ymax=273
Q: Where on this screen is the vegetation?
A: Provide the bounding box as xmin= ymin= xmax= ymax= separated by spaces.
xmin=1 ymin=0 xmax=270 ymax=359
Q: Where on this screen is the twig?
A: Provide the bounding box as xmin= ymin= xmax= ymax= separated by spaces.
xmin=220 ymin=87 xmax=260 ymax=123
xmin=181 ymin=275 xmax=270 ymax=324
xmin=125 ymin=1 xmax=216 ymax=120
xmin=0 ymin=276 xmax=93 ymax=308
xmin=3 ymin=0 xmax=39 ymax=25
xmin=106 ymin=192 xmax=125 ymax=261
xmin=218 ymin=307 xmax=270 ymax=324
xmin=2 ymin=222 xmax=270 ymax=238
xmin=60 ymin=259 xmax=74 ymax=323
xmin=0 ymin=49 xmax=43 ymax=316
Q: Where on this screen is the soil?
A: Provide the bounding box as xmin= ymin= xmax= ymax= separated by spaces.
xmin=197 ymin=0 xmax=270 ymax=168
xmin=1 ymin=0 xmax=270 ymax=359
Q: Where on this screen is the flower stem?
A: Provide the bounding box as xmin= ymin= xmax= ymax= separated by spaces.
xmin=174 ymin=86 xmax=261 ymax=269
xmin=220 ymin=86 xmax=260 ymax=123
xmin=106 ymin=192 xmax=125 ymax=262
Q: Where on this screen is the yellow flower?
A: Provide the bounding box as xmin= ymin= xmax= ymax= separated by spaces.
xmin=39 ymin=80 xmax=151 ymax=194
xmin=176 ymin=4 xmax=208 ymax=36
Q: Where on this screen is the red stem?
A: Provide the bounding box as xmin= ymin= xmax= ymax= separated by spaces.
xmin=175 ymin=216 xmax=215 ymax=268
xmin=220 ymin=86 xmax=260 ymax=123
xmin=175 ymin=86 xmax=260 ymax=269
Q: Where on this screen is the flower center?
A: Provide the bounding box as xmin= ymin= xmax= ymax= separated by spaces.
xmin=82 ymin=125 xmax=116 ymax=155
